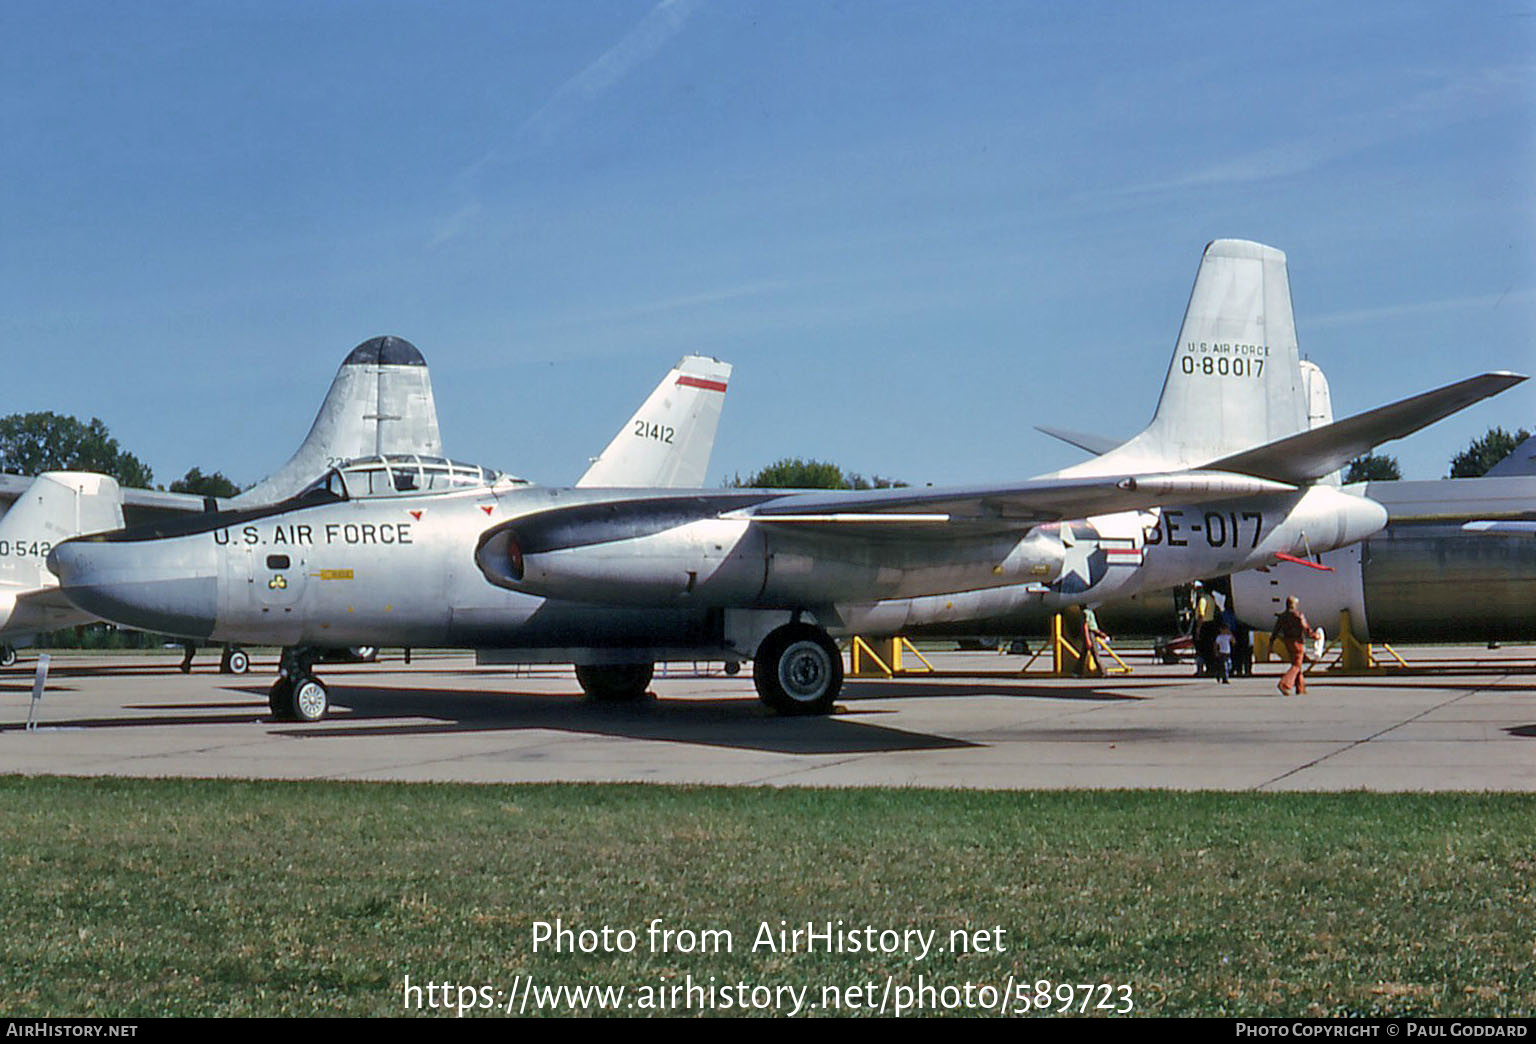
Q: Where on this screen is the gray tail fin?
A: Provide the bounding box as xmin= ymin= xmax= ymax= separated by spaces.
xmin=1059 ymin=239 xmax=1309 ymax=476
xmin=0 ymin=471 xmax=123 ymax=591
xmin=232 ymin=336 xmax=443 ymax=505
xmin=1485 ymin=432 xmax=1536 ymax=477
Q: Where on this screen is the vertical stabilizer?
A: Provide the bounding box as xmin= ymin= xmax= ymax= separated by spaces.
xmin=0 ymin=471 xmax=123 ymax=592
xmin=233 ymin=336 xmax=443 ymax=504
xmin=1299 ymin=359 xmax=1341 ymax=485
xmin=1485 ymin=432 xmax=1536 ymax=477
xmin=1059 ymin=240 xmax=1308 ymax=476
xmin=576 ymin=355 xmax=733 ymax=488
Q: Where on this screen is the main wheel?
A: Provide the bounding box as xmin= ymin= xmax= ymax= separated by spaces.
xmin=288 ymin=676 xmax=330 ymax=722
xmin=575 ymin=663 xmax=654 ymax=701
xmin=225 ymin=648 xmax=250 ymax=674
xmin=0 ymin=645 xmax=16 ymax=668
xmin=268 ymin=677 xmax=294 ymax=720
xmin=753 ymin=624 xmax=843 ymax=715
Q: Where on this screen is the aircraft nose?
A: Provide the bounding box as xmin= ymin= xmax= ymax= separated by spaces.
xmin=49 ymin=536 xmax=218 ymax=640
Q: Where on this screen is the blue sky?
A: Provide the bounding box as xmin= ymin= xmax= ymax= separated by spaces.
xmin=3 ymin=1 xmax=1532 ymax=487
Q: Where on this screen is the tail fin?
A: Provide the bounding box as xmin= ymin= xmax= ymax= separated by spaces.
xmin=1485 ymin=432 xmax=1536 ymax=477
xmin=1299 ymin=359 xmax=1341 ymax=485
xmin=1059 ymin=239 xmax=1308 ymax=476
xmin=232 ymin=336 xmax=443 ymax=505
xmin=0 ymin=471 xmax=123 ymax=592
xmin=576 ymin=355 xmax=733 ymax=488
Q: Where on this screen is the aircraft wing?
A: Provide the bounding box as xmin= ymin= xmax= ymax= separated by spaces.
xmin=1462 ymin=520 xmax=1536 ymax=535
xmin=1 ymin=584 xmax=98 ymax=634
xmin=734 ymin=470 xmax=1295 ymax=528
xmin=1202 ymin=372 xmax=1527 ymax=485
xmin=0 ymin=473 xmax=220 ymax=523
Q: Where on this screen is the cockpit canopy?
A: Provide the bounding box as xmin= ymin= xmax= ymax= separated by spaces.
xmin=296 ymin=454 xmax=526 ymax=502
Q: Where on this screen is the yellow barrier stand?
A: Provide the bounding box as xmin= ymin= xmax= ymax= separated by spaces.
xmin=849 ymin=636 xmax=894 ymax=677
xmin=892 ymin=636 xmax=935 ymax=674
xmin=1328 ymin=609 xmax=1409 ymax=673
xmin=1095 ymin=638 xmax=1133 ymax=675
xmin=849 ymin=636 xmax=936 ymax=677
xmin=1336 ymin=608 xmax=1375 ymax=672
xmin=1051 ymin=614 xmax=1078 ymax=676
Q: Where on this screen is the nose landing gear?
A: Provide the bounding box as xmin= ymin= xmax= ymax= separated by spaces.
xmin=268 ymin=647 xmax=330 ymax=722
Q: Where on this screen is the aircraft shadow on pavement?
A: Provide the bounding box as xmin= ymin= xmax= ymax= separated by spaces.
xmin=258 ymin=685 xmax=979 ymax=755
xmin=8 ymin=683 xmax=979 ymax=756
xmin=1506 ymin=724 xmax=1536 ymax=738
xmin=841 ymin=680 xmax=1148 ymax=702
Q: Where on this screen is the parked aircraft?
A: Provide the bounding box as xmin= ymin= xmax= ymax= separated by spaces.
xmin=0 ymin=472 xmax=123 ymax=664
xmin=6 ymin=342 xmax=731 ymax=672
xmin=1229 ymin=472 xmax=1536 ymax=643
xmin=47 ymin=242 xmax=1521 ymax=720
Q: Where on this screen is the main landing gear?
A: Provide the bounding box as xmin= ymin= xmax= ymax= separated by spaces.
xmin=269 ymin=647 xmax=330 ymax=723
xmin=752 ymin=622 xmax=843 ymax=715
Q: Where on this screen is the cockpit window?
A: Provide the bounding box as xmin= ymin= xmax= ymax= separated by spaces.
xmin=316 ymin=454 xmax=522 ymax=498
xmin=295 ymin=469 xmax=348 ymax=503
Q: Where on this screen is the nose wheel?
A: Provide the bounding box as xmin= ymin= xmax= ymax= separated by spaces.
xmin=220 ymin=646 xmax=251 ymax=674
xmin=268 ymin=648 xmax=330 ymax=722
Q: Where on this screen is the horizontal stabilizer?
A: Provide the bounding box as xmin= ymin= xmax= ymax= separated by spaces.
xmin=1035 ymin=425 xmax=1121 ymax=457
xmin=1204 ymin=372 xmax=1527 ymax=484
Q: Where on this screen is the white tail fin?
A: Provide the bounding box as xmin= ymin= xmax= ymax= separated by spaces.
xmin=0 ymin=471 xmax=123 ymax=593
xmin=232 ymin=336 xmax=443 ymax=505
xmin=1059 ymin=239 xmax=1308 ymax=476
xmin=576 ymin=355 xmax=733 ymax=488
xmin=1299 ymin=359 xmax=1341 ymax=485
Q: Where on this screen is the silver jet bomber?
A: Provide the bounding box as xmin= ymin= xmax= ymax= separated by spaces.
xmin=46 ymin=352 xmax=736 ymax=720
xmin=48 ymin=241 xmax=1522 ymax=720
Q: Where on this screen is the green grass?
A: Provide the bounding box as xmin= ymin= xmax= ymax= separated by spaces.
xmin=1 ymin=778 xmax=1531 ymax=1017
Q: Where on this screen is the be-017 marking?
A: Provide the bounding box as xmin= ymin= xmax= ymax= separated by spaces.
xmin=1143 ymin=510 xmax=1263 ymax=549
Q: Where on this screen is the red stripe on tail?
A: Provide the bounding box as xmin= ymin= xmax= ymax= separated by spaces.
xmin=675 ymin=376 xmax=728 ymax=392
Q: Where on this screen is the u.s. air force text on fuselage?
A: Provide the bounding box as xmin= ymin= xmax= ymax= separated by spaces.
xmin=211 ymin=522 xmax=415 ymax=547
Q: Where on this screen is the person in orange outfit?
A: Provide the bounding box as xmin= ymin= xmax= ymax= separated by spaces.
xmin=1270 ymin=596 xmax=1310 ymax=695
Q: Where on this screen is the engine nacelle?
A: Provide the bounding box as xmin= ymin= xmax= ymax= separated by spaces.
xmin=1230 ymin=544 xmax=1366 ymax=640
xmin=479 ymin=506 xmax=1069 ymax=608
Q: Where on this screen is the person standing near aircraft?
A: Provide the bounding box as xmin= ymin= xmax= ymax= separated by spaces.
xmin=1076 ymin=606 xmax=1108 ymax=677
xmin=1213 ymin=624 xmax=1233 ymax=684
xmin=1271 ymin=596 xmax=1310 ymax=695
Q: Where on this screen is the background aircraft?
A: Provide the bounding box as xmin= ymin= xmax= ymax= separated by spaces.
xmin=47 ymin=242 xmax=1521 ymax=720
xmin=1229 ymin=469 xmax=1536 ymax=644
xmin=0 ymin=472 xmax=123 ymax=664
